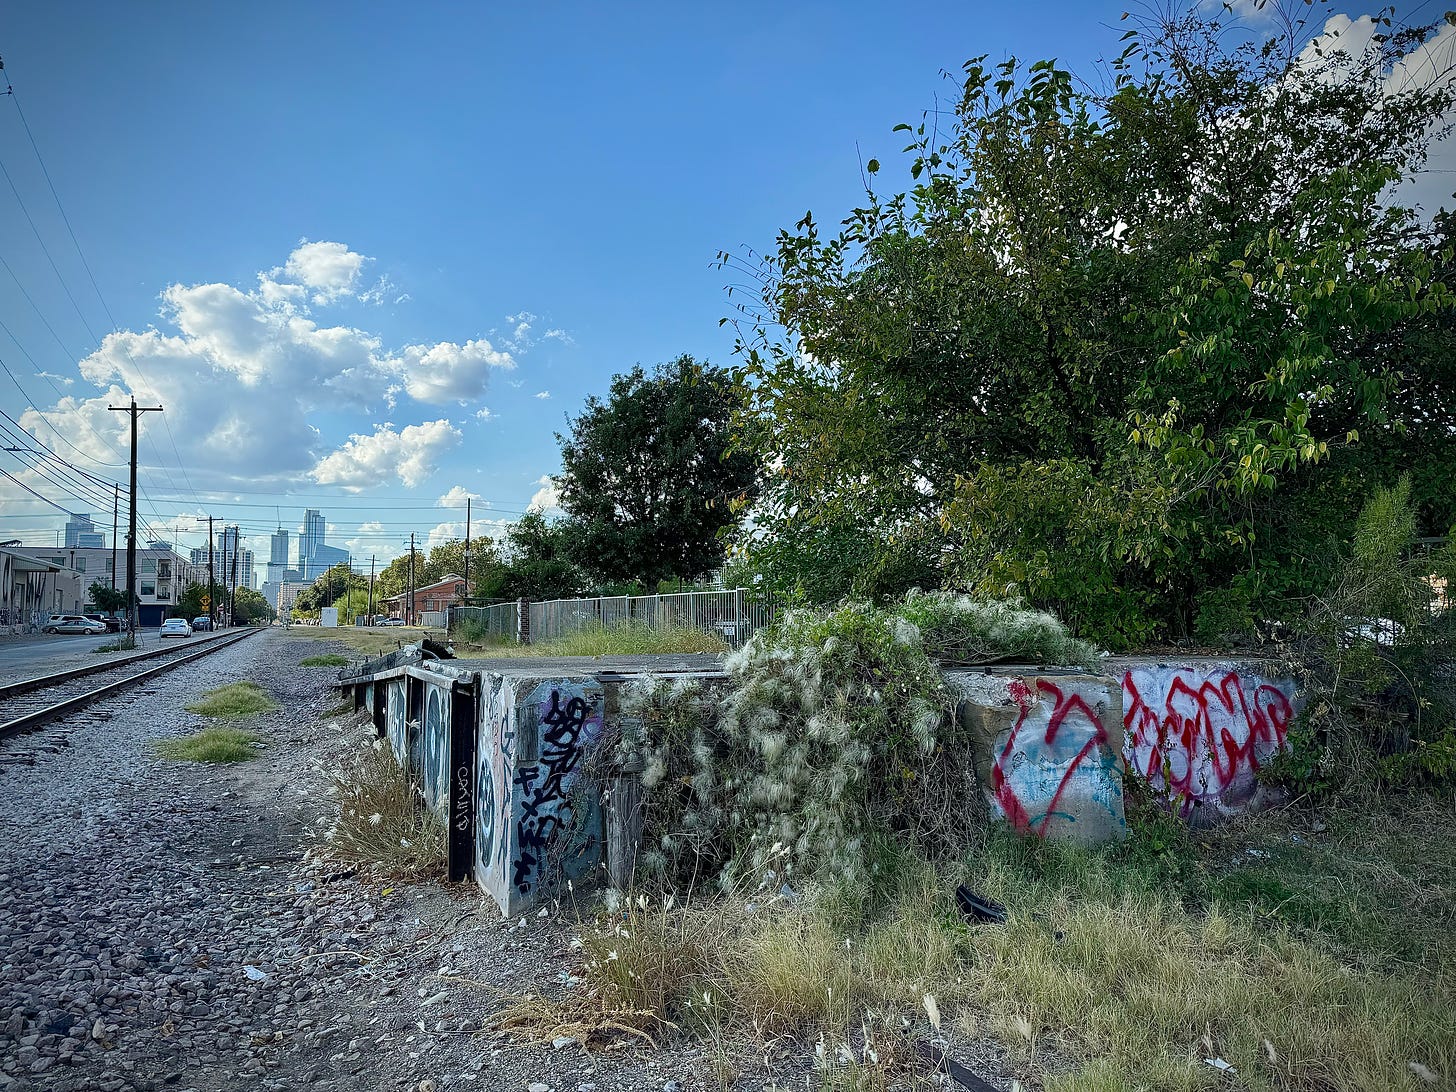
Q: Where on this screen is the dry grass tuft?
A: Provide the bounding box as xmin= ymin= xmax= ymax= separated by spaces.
xmin=185 ymin=681 xmax=277 ymax=718
xmin=156 ymin=726 xmax=261 ymax=763
xmin=325 ymin=737 xmax=447 ymax=880
xmin=490 ymin=990 xmax=667 ymax=1050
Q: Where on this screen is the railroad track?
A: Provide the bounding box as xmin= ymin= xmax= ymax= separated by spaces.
xmin=0 ymin=628 xmax=263 ymax=744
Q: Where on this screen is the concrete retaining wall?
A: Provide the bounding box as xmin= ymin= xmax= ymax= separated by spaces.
xmin=1114 ymin=659 xmax=1300 ymax=823
xmin=949 ymin=671 xmax=1127 ymax=844
xmin=343 ymin=649 xmax=1304 ymax=912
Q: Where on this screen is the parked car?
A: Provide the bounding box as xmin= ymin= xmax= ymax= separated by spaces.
xmin=160 ymin=618 xmax=192 ymax=639
xmin=191 ymin=616 xmax=214 ymax=631
xmin=43 ymin=615 xmax=108 ymax=635
xmin=380 ymin=617 xmax=406 ymax=626
xmin=85 ymin=613 xmax=122 ymax=633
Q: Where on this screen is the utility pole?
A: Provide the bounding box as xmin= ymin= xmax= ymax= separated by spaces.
xmin=368 ymin=555 xmax=376 ymax=625
xmin=108 ymin=397 xmax=162 ymax=639
xmin=206 ymin=517 xmax=218 ymax=629
xmin=463 ymin=498 xmax=471 ymax=608
xmin=228 ymin=526 xmax=240 ymax=626
xmin=110 ymin=485 xmax=118 ymax=591
xmin=408 ymin=533 xmax=416 ymax=627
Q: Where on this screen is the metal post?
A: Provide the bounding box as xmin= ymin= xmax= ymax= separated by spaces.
xmin=110 ymin=485 xmax=118 ymax=591
xmin=368 ymin=555 xmax=376 ymax=625
xmin=408 ymin=533 xmax=416 ymax=627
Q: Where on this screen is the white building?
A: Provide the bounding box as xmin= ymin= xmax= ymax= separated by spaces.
xmin=1 ymin=547 xmax=85 ymax=629
xmin=18 ymin=544 xmax=199 ymax=627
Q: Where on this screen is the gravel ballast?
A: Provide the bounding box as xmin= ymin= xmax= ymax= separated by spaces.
xmin=0 ymin=631 xmax=785 ymax=1092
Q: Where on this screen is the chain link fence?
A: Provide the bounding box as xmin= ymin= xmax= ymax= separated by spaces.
xmin=450 ymin=589 xmax=777 ymax=648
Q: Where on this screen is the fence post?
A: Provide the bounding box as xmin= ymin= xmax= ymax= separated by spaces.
xmin=603 ymin=681 xmax=643 ymax=890
xmin=516 ymin=597 xmax=530 ymax=645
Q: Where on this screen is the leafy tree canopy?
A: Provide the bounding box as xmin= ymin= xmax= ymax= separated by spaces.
xmin=88 ymin=582 xmax=128 ymax=614
xmin=556 ymin=355 xmax=760 ymax=587
xmin=292 ymin=563 xmax=366 ymax=614
xmin=476 ymin=511 xmax=590 ymax=602
xmin=723 ymin=2 xmax=1456 ymax=646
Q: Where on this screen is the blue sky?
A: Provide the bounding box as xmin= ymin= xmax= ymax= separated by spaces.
xmin=0 ymin=2 xmax=1449 ymax=572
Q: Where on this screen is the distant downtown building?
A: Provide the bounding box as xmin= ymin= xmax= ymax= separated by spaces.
xmin=63 ymin=513 xmax=105 ymax=549
xmin=188 ymin=526 xmax=255 ymax=593
xmin=261 ymin=510 xmax=350 ymax=610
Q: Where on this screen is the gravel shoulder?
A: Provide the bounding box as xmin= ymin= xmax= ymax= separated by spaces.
xmin=0 ymin=632 xmax=775 ymax=1092
xmin=0 ymin=630 xmax=1008 ymax=1092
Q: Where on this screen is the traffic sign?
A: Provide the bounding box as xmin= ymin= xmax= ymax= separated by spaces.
xmin=201 ymin=594 xmax=211 ymax=610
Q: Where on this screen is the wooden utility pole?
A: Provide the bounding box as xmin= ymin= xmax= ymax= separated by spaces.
xmin=368 ymin=555 xmax=376 ymax=625
xmin=463 ymin=498 xmax=471 ymax=608
xmin=207 ymin=516 xmax=216 ymax=628
xmin=228 ymin=525 xmax=240 ymax=626
xmin=110 ymin=485 xmax=118 ymax=591
xmin=407 ymin=533 xmax=416 ymax=627
xmin=107 ymin=397 xmax=162 ymax=637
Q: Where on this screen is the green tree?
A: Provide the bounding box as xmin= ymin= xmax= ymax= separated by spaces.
xmin=476 ymin=511 xmax=589 ymax=602
xmin=724 ymin=3 xmax=1456 ymax=645
xmin=88 ymin=581 xmax=128 ymax=615
xmin=173 ymin=582 xmax=207 ymax=619
xmin=293 ymin=563 xmax=365 ymax=613
xmin=232 ymin=586 xmax=276 ymax=625
xmin=556 ymin=355 xmax=759 ymax=587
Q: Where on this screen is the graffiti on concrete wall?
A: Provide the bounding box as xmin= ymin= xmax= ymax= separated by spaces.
xmin=989 ymin=677 xmax=1126 ymax=842
xmin=475 ymin=679 xmax=515 ymax=894
xmin=421 ymin=683 xmax=451 ymax=817
xmin=386 ymin=678 xmax=408 ymax=766
xmin=1122 ymin=666 xmax=1295 ymax=814
xmin=511 ymin=683 xmax=603 ymax=896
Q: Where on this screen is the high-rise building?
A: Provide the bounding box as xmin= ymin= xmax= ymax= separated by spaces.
xmin=298 ymin=508 xmax=349 ymax=582
xmin=189 ymin=526 xmax=254 ymax=592
xmin=63 ymin=513 xmax=105 ymax=549
xmin=261 ymin=528 xmax=303 ymax=610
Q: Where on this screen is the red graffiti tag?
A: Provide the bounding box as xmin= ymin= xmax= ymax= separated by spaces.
xmin=1122 ymin=670 xmax=1293 ymax=810
xmin=990 ymin=679 xmax=1109 ymax=837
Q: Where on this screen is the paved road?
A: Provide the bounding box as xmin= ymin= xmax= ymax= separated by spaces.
xmin=0 ymin=629 xmax=174 ymax=682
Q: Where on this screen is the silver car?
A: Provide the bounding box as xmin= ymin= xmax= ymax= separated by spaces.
xmin=44 ymin=615 xmax=108 ymax=635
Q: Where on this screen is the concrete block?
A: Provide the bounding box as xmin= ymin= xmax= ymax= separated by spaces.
xmin=949 ymin=670 xmax=1127 ymax=844
xmin=474 ymin=670 xmax=607 ymax=916
xmin=1115 ymin=659 xmax=1299 ymax=822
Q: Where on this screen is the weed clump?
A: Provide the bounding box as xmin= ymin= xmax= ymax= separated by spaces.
xmin=898 ymin=590 xmax=1100 ymax=668
xmin=325 ymin=737 xmax=446 ymax=880
xmin=185 ymin=681 xmax=277 ymax=718
xmin=156 ymin=726 xmax=261 ymax=763
xmin=299 ymin=654 xmax=350 ymax=667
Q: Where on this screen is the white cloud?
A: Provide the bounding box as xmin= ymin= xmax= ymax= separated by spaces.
xmin=34 ymin=371 xmax=72 ymax=386
xmin=437 ymin=485 xmax=480 ymax=509
xmin=280 ymin=240 xmax=368 ymax=304
xmin=474 ymin=406 xmax=495 ymax=422
xmin=542 ymin=328 xmax=574 ymax=345
xmin=528 ymin=474 xmax=561 ymax=513
xmin=393 ymin=339 xmax=515 ymax=404
xmin=534 ymin=390 xmax=551 ymax=400
xmin=309 ymin=419 xmax=462 ymax=491
xmin=426 ymin=520 xmax=465 ymax=550
xmin=15 ymin=241 xmax=520 ymax=491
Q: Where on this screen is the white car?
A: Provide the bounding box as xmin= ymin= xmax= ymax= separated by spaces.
xmin=159 ymin=618 xmax=192 ymax=639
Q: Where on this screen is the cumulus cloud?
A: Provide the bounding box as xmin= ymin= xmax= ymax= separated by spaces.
xmin=528 ymin=474 xmax=561 ymax=513
xmin=309 ymin=420 xmax=462 ymax=491
xmin=426 ymin=520 xmax=465 ymax=550
xmin=394 ymin=340 xmax=514 ymax=404
xmin=437 ymin=485 xmax=480 ymax=508
xmin=279 ymin=240 xmax=368 ymax=304
xmin=15 ymin=240 xmax=519 ymax=491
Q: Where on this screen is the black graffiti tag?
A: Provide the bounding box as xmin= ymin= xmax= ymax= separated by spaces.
xmin=512 ymin=690 xmax=592 ymax=893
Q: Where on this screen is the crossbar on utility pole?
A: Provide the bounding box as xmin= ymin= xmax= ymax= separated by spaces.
xmin=108 ymin=398 xmax=162 ymax=638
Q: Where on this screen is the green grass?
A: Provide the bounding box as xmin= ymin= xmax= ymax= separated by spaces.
xmin=458 ymin=622 xmax=728 ymax=658
xmin=548 ymin=794 xmax=1455 ymax=1091
xmin=299 ymin=653 xmax=350 ymax=667
xmin=92 ymin=638 xmax=137 ymax=653
xmin=185 ymin=681 xmax=278 ymax=718
xmin=156 ymin=726 xmax=262 ymax=763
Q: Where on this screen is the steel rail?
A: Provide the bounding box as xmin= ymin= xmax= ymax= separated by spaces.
xmin=0 ymin=629 xmax=262 ymax=739
xmin=0 ymin=628 xmax=249 ymax=702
